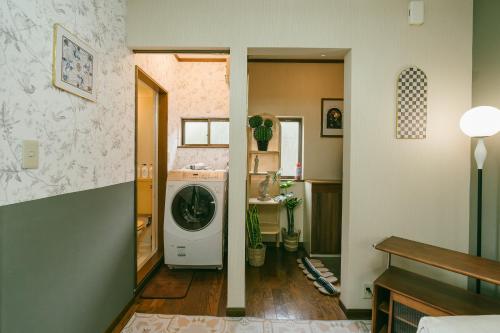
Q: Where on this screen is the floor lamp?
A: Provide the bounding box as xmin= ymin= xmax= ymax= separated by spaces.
xmin=460 ymin=106 xmax=500 ymax=294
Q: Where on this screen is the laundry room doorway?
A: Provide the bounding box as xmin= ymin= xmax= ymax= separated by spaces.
xmin=135 ymin=66 xmax=169 ymax=286
xmin=111 ymin=52 xmax=231 ymax=331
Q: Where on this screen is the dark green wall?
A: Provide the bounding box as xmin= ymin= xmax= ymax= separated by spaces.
xmin=471 ymin=0 xmax=500 ymax=296
xmin=0 ymin=182 xmax=135 ymax=333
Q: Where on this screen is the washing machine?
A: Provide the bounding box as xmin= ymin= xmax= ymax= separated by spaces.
xmin=164 ymin=169 xmax=227 ymax=269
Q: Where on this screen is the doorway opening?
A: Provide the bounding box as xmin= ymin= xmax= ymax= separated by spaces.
xmin=245 ymin=47 xmax=348 ymax=319
xmin=113 ymin=52 xmax=231 ymax=332
xmin=135 ymin=67 xmax=169 ymax=285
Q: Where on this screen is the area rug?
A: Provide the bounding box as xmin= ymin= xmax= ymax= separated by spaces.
xmin=140 ymin=266 xmax=193 ymax=299
xmin=121 ymin=313 xmax=371 ymax=333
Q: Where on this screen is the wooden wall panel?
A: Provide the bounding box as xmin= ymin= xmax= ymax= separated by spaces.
xmin=311 ymin=183 xmax=342 ymax=255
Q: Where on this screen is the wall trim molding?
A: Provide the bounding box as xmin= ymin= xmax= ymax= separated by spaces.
xmin=226 ymin=307 xmax=246 ymax=317
xmin=339 ymin=300 xmax=372 ymax=320
xmin=174 ymin=54 xmax=227 ymax=62
xmin=133 ymin=49 xmax=230 ymax=54
xmin=248 ymin=59 xmax=344 ymax=64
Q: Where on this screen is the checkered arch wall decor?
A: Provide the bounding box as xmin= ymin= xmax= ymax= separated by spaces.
xmin=396 ymin=66 xmax=428 ymax=139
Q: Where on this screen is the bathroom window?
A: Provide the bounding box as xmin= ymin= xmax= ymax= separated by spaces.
xmin=181 ymin=118 xmax=229 ymax=147
xmin=279 ymin=117 xmax=303 ymax=179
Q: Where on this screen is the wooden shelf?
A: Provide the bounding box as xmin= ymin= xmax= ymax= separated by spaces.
xmin=261 ymin=224 xmax=280 ymax=235
xmin=248 ymin=172 xmax=280 ymax=176
xmin=378 ymin=302 xmax=389 ymax=314
xmin=375 ymin=236 xmax=500 ymax=285
xmin=393 ymin=313 xmax=418 ymax=328
xmin=373 ymin=237 xmax=500 ymax=333
xmin=249 ymin=197 xmax=279 ymax=205
xmin=249 ymin=150 xmax=279 ymax=154
xmin=375 ymin=266 xmax=500 ymax=316
xmin=305 ymin=179 xmax=342 ymax=184
xmin=247 ymin=114 xmax=281 ymax=248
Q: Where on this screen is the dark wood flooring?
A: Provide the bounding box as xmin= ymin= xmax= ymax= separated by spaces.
xmin=246 ymin=247 xmax=345 ymax=320
xmin=111 ymin=247 xmax=345 ymax=332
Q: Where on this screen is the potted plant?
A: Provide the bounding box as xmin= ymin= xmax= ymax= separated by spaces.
xmin=275 ymin=180 xmax=303 ymax=252
xmin=246 ymin=205 xmax=266 ymax=267
xmin=248 ymin=115 xmax=273 ymax=151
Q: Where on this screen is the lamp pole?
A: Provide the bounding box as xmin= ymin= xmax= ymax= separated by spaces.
xmin=459 ymin=106 xmax=500 ymax=294
xmin=474 ymin=138 xmax=486 ymax=294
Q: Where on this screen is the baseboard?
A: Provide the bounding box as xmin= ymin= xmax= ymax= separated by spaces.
xmin=339 ymin=300 xmax=372 ymax=320
xmin=226 ymin=307 xmax=246 ymax=317
xmin=104 ymin=296 xmax=136 ymax=333
xmin=106 ymin=256 xmax=163 ymax=333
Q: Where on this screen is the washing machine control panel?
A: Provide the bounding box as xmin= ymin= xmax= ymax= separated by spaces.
xmin=168 ymin=170 xmax=227 ymax=181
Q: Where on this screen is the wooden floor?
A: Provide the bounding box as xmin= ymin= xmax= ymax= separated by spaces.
xmin=111 ymin=247 xmax=345 ymax=332
xmin=246 ymin=247 xmax=345 ymax=320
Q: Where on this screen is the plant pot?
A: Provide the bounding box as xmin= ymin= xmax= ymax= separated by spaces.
xmin=282 ymin=229 xmax=301 ymax=252
xmin=257 ymin=140 xmax=269 ymax=151
xmin=248 ymin=244 xmax=266 ymax=267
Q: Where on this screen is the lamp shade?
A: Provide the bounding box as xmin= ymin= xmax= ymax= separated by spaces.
xmin=459 ymin=106 xmax=500 ymax=138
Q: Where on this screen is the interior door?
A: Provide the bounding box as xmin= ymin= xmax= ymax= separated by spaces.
xmin=135 ymin=67 xmax=168 ymax=286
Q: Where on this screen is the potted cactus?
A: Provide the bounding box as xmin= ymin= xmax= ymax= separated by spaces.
xmin=275 ymin=180 xmax=303 ymax=252
xmin=246 ymin=205 xmax=266 ymax=267
xmin=248 ymin=115 xmax=273 ymax=151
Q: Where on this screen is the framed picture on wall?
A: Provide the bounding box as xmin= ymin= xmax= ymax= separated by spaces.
xmin=52 ymin=24 xmax=97 ymax=102
xmin=321 ymin=98 xmax=344 ymax=137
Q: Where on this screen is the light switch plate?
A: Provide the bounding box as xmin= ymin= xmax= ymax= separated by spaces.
xmin=22 ymin=140 xmax=39 ymax=169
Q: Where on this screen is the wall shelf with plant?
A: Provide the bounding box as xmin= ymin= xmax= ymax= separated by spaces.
xmin=246 ymin=113 xmax=281 ymax=249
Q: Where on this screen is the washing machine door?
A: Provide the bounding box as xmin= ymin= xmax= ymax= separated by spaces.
xmin=171 ymin=184 xmax=216 ymax=232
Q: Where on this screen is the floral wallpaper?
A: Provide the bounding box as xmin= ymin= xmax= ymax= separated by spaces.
xmin=0 ymin=0 xmax=134 ymax=206
xmin=134 ymin=54 xmax=230 ymax=170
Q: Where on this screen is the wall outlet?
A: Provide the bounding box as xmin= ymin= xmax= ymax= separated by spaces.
xmin=362 ymin=283 xmax=373 ymax=299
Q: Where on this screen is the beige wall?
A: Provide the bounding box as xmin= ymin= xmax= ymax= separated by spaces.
xmin=248 ymin=63 xmax=344 ymax=180
xmin=128 ymin=0 xmax=473 ymax=309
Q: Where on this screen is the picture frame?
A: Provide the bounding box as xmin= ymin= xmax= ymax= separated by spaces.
xmin=321 ymin=98 xmax=344 ymax=137
xmin=52 ymin=24 xmax=97 ymax=102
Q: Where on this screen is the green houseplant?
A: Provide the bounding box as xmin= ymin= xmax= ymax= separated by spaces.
xmin=246 ymin=205 xmax=266 ymax=266
xmin=275 ymin=180 xmax=303 ymax=252
xmin=248 ymin=115 xmax=273 ymax=151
